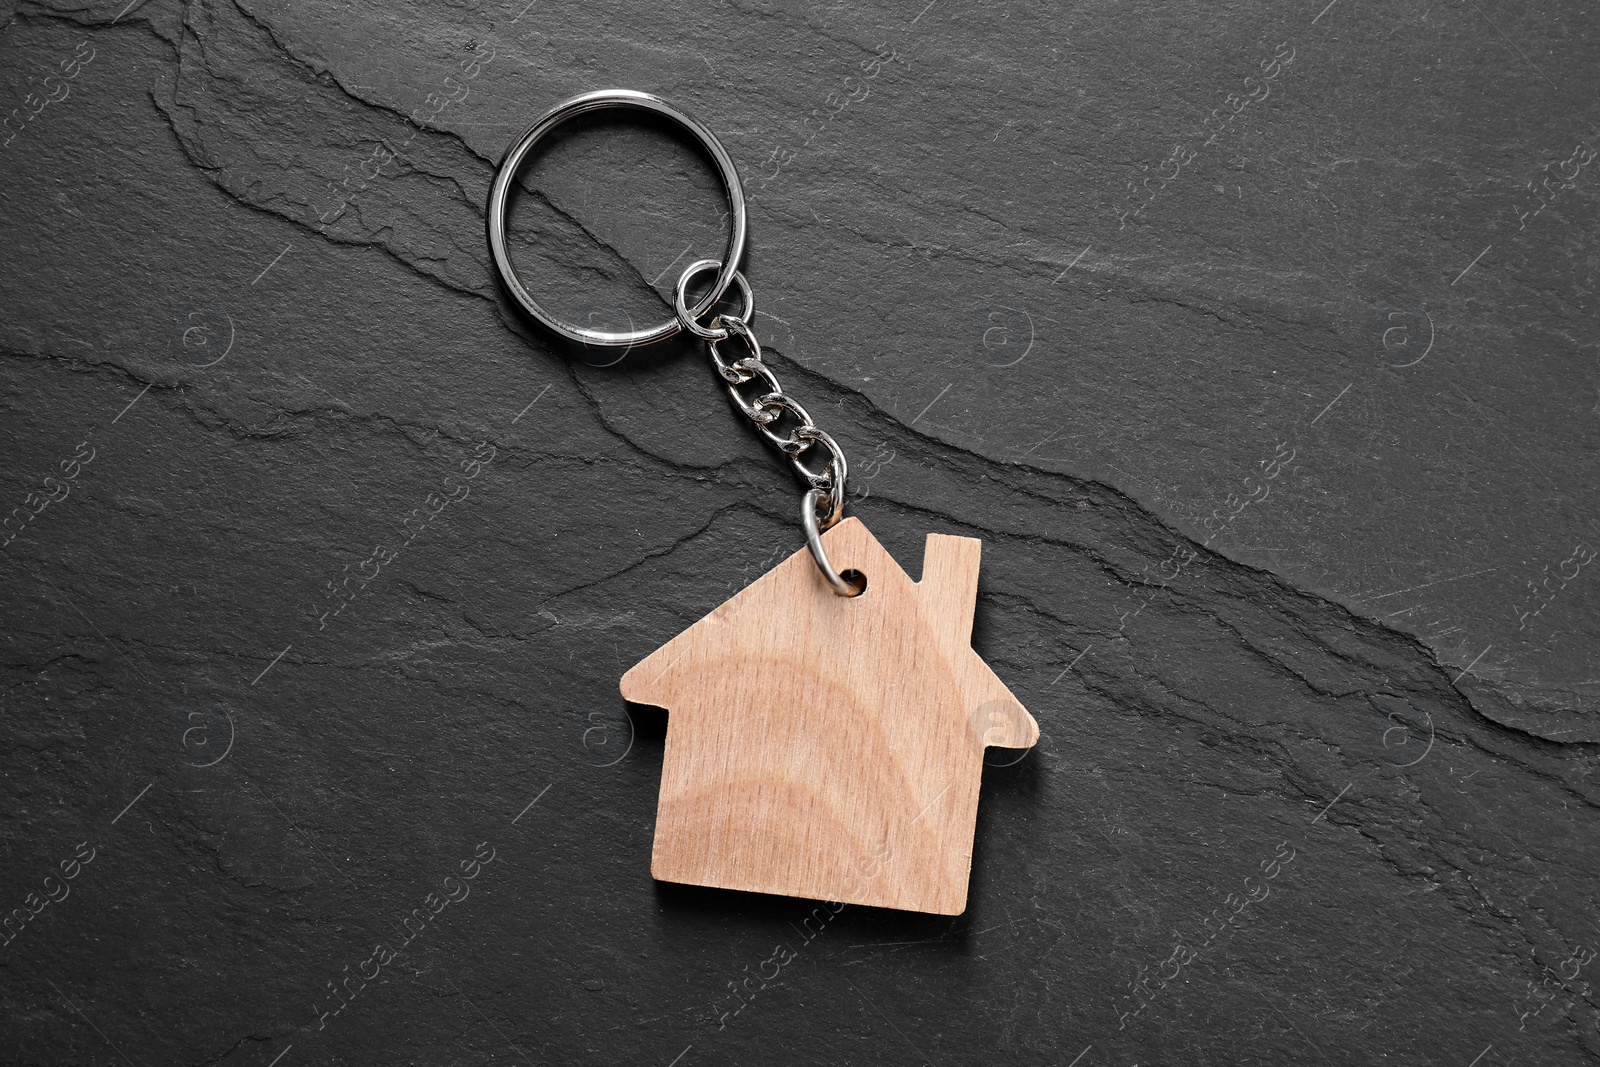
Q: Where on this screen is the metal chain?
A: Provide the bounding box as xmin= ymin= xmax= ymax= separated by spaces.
xmin=673 ymin=260 xmax=862 ymax=595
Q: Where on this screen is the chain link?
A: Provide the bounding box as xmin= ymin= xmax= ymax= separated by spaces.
xmin=711 ymin=318 xmax=848 ymax=521
xmin=676 ymin=267 xmax=857 ymax=592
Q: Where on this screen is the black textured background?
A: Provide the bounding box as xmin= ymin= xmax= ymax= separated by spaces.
xmin=3 ymin=1 xmax=1598 ymax=1064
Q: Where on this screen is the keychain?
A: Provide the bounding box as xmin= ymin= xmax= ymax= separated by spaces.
xmin=487 ymin=90 xmax=1038 ymax=915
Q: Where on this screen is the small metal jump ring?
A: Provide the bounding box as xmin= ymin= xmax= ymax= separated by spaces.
xmin=675 ymin=259 xmax=754 ymax=341
xmin=802 ymin=488 xmax=863 ymax=596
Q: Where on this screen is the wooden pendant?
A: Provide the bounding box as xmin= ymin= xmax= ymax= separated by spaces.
xmin=621 ymin=518 xmax=1038 ymax=915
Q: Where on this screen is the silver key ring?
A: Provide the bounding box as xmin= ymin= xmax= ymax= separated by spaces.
xmin=485 ymin=89 xmax=748 ymax=349
xmin=490 ymin=89 xmax=859 ymax=595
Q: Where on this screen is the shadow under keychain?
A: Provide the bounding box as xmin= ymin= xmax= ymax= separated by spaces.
xmin=487 ymin=90 xmax=1038 ymax=915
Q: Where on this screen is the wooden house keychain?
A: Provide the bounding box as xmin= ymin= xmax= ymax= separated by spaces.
xmin=487 ymin=90 xmax=1038 ymax=915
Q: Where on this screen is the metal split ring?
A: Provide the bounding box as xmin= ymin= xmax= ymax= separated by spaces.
xmin=486 ymin=89 xmax=747 ymax=348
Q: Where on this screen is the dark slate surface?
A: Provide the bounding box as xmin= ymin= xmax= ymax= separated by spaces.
xmin=2 ymin=0 xmax=1598 ymax=1063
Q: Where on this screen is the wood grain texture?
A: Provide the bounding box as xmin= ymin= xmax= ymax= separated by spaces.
xmin=620 ymin=518 xmax=1039 ymax=915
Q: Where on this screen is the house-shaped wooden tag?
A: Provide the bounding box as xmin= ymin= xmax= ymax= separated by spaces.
xmin=621 ymin=518 xmax=1038 ymax=915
